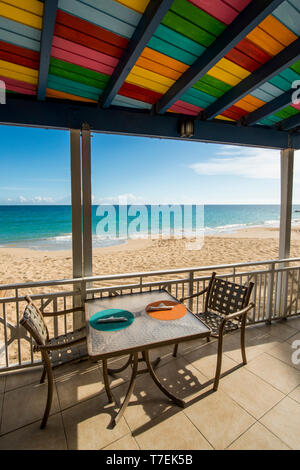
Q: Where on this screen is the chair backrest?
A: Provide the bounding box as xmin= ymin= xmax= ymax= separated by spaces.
xmin=206 ymin=272 xmax=253 ymax=315
xmin=20 ymin=296 xmax=49 ymax=346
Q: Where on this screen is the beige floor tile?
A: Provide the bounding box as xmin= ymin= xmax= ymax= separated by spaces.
xmin=184 ymin=389 xmax=255 ymax=450
xmin=220 ymin=367 xmax=284 ymax=419
xmin=0 ymin=375 xmax=5 ymax=394
xmin=223 ymin=332 xmax=280 ymax=364
xmin=135 ymin=412 xmax=212 ymax=450
xmin=183 ymin=342 xmax=237 ymax=380
xmin=267 ymin=341 xmax=300 ymax=370
xmin=260 ymin=396 xmax=300 ymax=450
xmin=1 ymin=381 xmax=60 ymax=435
xmin=55 ymin=361 xmax=104 ymax=410
xmin=228 ymin=422 xmax=290 ymax=450
xmin=289 ymin=385 xmax=300 ymax=404
xmin=285 ymin=331 xmax=300 ymax=345
xmin=4 ymin=366 xmax=43 ymax=392
xmin=103 ymin=433 xmax=140 ymax=450
xmin=62 ymin=394 xmax=130 ymax=450
xmin=0 ymin=394 xmax=3 ymax=426
xmin=285 ymin=316 xmax=300 ymax=331
xmin=246 ymin=353 xmax=300 ymax=394
xmin=114 ymin=357 xmax=210 ymax=433
xmin=263 ymin=322 xmax=297 ymax=341
xmin=0 ymin=413 xmax=67 ymax=450
xmin=173 ymin=337 xmax=212 ymax=356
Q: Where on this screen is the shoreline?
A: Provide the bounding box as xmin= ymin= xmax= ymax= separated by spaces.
xmin=1 ymin=225 xmax=300 ymax=256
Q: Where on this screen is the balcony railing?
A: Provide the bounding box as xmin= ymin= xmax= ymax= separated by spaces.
xmin=1 ymin=257 xmax=300 ymax=372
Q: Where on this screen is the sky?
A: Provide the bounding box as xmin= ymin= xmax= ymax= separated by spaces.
xmin=0 ymin=124 xmax=299 ymax=205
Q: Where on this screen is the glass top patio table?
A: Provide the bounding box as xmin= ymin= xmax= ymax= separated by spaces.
xmin=85 ymin=290 xmax=211 ymax=360
xmin=85 ymin=290 xmax=211 ymax=426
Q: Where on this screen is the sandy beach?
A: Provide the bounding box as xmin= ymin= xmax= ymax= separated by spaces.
xmin=1 ymin=226 xmax=300 ymax=286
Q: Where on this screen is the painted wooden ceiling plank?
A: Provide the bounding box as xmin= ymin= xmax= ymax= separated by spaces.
xmin=46 ymin=87 xmax=97 ymax=102
xmin=147 ymin=36 xmax=198 ymax=65
xmin=2 ymin=0 xmax=43 ymax=16
xmin=136 ymin=56 xmax=182 ymax=80
xmin=119 ymin=81 xmax=163 ymax=103
xmin=246 ymin=26 xmax=285 ymax=55
xmin=112 ymin=93 xmax=151 ymax=108
xmin=273 ymin=0 xmax=300 ymax=35
xmin=187 ymin=0 xmax=238 ymax=25
xmin=0 ymin=15 xmax=41 ymax=40
xmin=52 ymin=36 xmax=118 ymax=67
xmin=113 ymin=0 xmax=150 ymax=14
xmin=54 ymin=24 xmax=124 ymax=58
xmin=142 ymin=47 xmax=189 ymax=73
xmin=161 ymin=11 xmax=217 ymax=47
xmin=170 ymin=0 xmax=227 ymax=35
xmin=0 ymin=2 xmax=42 ymax=29
xmin=77 ymin=0 xmax=141 ymax=25
xmin=154 ymin=24 xmax=206 ymax=58
xmin=56 ymin=10 xmax=128 ymax=49
xmin=58 ymin=0 xmax=135 ymax=38
xmin=51 ymin=46 xmax=115 ymax=75
xmin=259 ymin=14 xmax=297 ymax=46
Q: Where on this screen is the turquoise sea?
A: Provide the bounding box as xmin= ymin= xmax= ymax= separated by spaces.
xmin=1 ymin=205 xmax=300 ymax=251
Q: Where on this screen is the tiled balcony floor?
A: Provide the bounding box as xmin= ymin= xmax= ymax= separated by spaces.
xmin=0 ymin=317 xmax=300 ymax=450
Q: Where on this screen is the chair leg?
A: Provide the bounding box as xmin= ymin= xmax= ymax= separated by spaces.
xmin=173 ymin=343 xmax=179 ymax=357
xmin=241 ymin=318 xmax=247 ymax=365
xmin=40 ymin=366 xmax=46 ymax=384
xmin=206 ymin=336 xmax=210 ymax=343
xmin=40 ymin=355 xmax=53 ymax=429
xmin=213 ymin=333 xmax=224 ymax=392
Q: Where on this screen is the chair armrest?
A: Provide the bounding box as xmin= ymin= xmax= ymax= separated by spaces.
xmin=34 ymin=336 xmax=86 ymax=352
xmin=180 ymin=286 xmax=208 ymax=303
xmin=42 ymin=307 xmax=83 ymax=317
xmin=222 ymin=303 xmax=255 ymax=323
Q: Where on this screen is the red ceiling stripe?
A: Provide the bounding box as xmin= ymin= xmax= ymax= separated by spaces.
xmin=221 ymin=104 xmax=249 ymax=120
xmin=0 ymin=41 xmax=40 ymax=61
xmin=119 ymin=82 xmax=163 ymax=104
xmin=291 ymin=103 xmax=300 ymax=111
xmin=235 ymin=38 xmax=272 ymax=65
xmin=187 ymin=0 xmax=239 ymax=25
xmin=225 ymin=47 xmax=260 ymax=72
xmin=0 ymin=76 xmax=36 ymax=95
xmin=172 ymin=99 xmax=203 ymax=113
xmin=223 ymin=0 xmax=252 ymax=11
xmin=51 ymin=47 xmax=115 ymax=75
xmin=0 ymin=50 xmax=39 ymax=69
xmin=170 ymin=104 xmax=199 ymax=115
xmin=52 ymin=36 xmax=118 ymax=67
xmin=54 ymin=23 xmax=124 ymax=58
xmin=56 ymin=10 xmax=128 ymax=49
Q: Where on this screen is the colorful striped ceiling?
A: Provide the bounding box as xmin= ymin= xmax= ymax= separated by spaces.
xmin=0 ymin=0 xmax=299 ymax=130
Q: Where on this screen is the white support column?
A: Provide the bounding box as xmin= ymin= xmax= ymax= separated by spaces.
xmin=81 ymin=124 xmax=93 ymax=279
xmin=70 ymin=129 xmax=83 ymax=328
xmin=276 ymin=148 xmax=294 ymax=317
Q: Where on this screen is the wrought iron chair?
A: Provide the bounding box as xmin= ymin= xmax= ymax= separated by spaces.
xmin=20 ymin=295 xmax=88 ymax=429
xmin=173 ymin=272 xmax=254 ymax=391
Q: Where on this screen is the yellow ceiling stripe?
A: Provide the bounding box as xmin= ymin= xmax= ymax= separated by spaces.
xmin=126 ymin=72 xmax=169 ymax=94
xmin=217 ymin=58 xmax=251 ymax=80
xmin=247 ymin=26 xmax=284 ymax=56
xmin=215 ymin=115 xmax=235 ymax=121
xmin=0 ymin=2 xmax=42 ymax=29
xmin=259 ymin=15 xmax=297 ymax=47
xmin=207 ymin=65 xmax=242 ymax=87
xmin=113 ymin=0 xmax=149 ymax=14
xmin=0 ymin=67 xmax=37 ymax=84
xmin=0 ymin=0 xmax=43 ymax=16
xmin=130 ymin=65 xmax=175 ymax=87
xmin=0 ymin=59 xmax=38 ymax=78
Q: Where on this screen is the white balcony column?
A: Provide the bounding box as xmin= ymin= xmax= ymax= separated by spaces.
xmin=81 ymin=123 xmax=93 ymax=282
xmin=276 ymin=148 xmax=294 ymax=317
xmin=70 ymin=129 xmax=83 ymax=328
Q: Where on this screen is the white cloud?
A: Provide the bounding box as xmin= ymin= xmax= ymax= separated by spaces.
xmin=189 ymin=146 xmax=300 ymax=181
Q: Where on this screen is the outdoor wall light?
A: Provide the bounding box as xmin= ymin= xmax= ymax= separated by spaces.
xmin=179 ymin=119 xmax=194 ymax=138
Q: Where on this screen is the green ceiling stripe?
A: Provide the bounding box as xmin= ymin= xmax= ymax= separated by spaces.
xmin=274 ymin=105 xmax=299 ymax=119
xmin=170 ymin=0 xmax=226 ymax=36
xmin=50 ymin=57 xmax=110 ymax=83
xmin=161 ymin=11 xmax=216 ymax=47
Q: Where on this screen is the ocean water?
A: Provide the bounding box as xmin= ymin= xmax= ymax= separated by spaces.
xmin=0 ymin=204 xmax=300 ymax=250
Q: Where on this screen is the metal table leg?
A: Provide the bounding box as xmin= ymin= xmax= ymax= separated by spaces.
xmin=112 ymin=352 xmax=139 ymax=427
xmin=144 ymin=349 xmax=185 ymax=408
